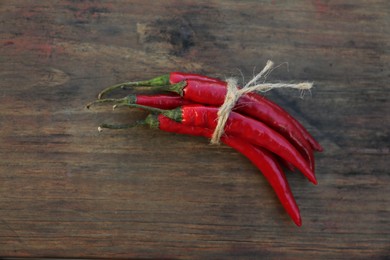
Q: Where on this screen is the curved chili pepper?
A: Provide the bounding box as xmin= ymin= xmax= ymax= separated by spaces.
xmin=223 ymin=137 xmax=301 ymax=226
xmin=123 ymin=104 xmax=317 ymax=184
xmin=169 ymin=71 xmax=223 ymax=84
xmin=97 ymin=72 xmax=220 ymax=99
xmin=246 ymin=92 xmax=323 ymax=152
xmin=131 ymin=94 xmax=192 ymax=109
xmin=144 ymin=114 xmax=302 ymax=226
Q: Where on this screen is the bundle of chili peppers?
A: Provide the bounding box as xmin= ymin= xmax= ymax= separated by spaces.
xmin=87 ymin=68 xmax=323 ymax=226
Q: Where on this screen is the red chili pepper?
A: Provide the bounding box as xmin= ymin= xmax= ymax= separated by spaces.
xmin=97 ymin=72 xmax=221 ymax=99
xmin=130 ymin=94 xmax=192 ymax=109
xmin=169 ymin=71 xmax=222 ymax=84
xmin=223 ymin=137 xmax=301 ymax=226
xmin=144 ymin=114 xmax=302 ymax=226
xmin=129 ymin=104 xmax=317 ymax=184
xmin=247 ymin=91 xmax=323 ymax=152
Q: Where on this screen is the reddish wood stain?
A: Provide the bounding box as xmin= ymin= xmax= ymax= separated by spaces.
xmin=314 ymin=0 xmax=330 ymax=14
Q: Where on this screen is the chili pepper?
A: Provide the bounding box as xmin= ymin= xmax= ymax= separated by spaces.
xmin=222 ymin=136 xmax=301 ymax=226
xmin=169 ymin=71 xmax=222 ymax=84
xmin=128 ymin=94 xmax=193 ymax=110
xmin=246 ymin=91 xmax=323 ymax=152
xmin=101 ymin=114 xmax=301 ymax=226
xmin=117 ymin=103 xmax=317 ymax=185
xmin=97 ymin=72 xmax=220 ymax=99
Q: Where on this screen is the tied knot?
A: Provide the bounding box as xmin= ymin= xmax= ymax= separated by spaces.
xmin=210 ymin=60 xmax=313 ymax=145
xmin=210 ymin=78 xmax=240 ymax=144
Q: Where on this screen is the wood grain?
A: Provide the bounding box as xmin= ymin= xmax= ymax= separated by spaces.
xmin=0 ymin=0 xmax=389 ymax=259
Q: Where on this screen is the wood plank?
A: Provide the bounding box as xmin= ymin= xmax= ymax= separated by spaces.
xmin=0 ymin=0 xmax=389 ymax=258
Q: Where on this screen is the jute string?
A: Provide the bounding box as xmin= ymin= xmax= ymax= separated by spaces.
xmin=210 ymin=60 xmax=313 ymax=144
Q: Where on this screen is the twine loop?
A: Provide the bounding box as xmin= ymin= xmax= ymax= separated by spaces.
xmin=210 ymin=60 xmax=313 ymax=144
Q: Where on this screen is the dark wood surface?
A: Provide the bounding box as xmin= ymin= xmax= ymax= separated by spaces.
xmin=1 ymin=1 xmax=389 ymax=259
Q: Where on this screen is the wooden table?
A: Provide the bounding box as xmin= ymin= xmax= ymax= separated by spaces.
xmin=1 ymin=1 xmax=389 ymax=259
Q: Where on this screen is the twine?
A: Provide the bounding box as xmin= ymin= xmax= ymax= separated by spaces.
xmin=210 ymin=60 xmax=313 ymax=144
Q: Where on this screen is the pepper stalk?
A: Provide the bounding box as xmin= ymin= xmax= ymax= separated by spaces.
xmin=97 ymin=74 xmax=172 ymax=99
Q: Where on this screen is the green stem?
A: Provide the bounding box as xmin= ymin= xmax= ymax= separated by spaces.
xmin=98 ymin=74 xmax=171 ymax=99
xmin=113 ymin=103 xmax=165 ymax=113
xmin=98 ymin=115 xmax=162 ymax=131
xmin=86 ymin=96 xmax=135 ymax=109
xmin=144 ymin=114 xmax=160 ymax=129
xmin=165 ymin=81 xmax=187 ymax=96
